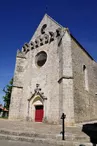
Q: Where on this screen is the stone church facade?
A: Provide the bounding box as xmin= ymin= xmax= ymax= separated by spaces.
xmin=9 ymin=14 xmax=97 ymax=125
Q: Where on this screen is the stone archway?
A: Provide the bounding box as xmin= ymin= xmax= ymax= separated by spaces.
xmin=32 ymin=95 xmax=44 ymax=122
xmin=27 ymin=84 xmax=47 ymax=122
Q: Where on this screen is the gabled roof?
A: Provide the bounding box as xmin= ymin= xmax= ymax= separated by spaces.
xmin=31 ymin=14 xmax=95 ymax=61
xmin=70 ymin=34 xmax=94 ymax=61
xmin=46 ymin=14 xmax=95 ymax=61
xmin=30 ymin=14 xmax=64 ymax=42
xmin=47 ymin=14 xmax=94 ymax=61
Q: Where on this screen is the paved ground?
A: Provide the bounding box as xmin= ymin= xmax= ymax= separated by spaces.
xmin=0 ymin=118 xmax=61 ymax=134
xmin=0 ymin=139 xmax=56 ymax=146
xmin=0 ymin=119 xmax=92 ymax=146
xmin=0 ymin=118 xmax=82 ymax=135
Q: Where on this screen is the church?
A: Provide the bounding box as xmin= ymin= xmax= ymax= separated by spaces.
xmin=9 ymin=14 xmax=97 ymax=125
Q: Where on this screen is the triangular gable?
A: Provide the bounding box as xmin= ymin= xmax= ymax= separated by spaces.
xmin=30 ymin=14 xmax=65 ymax=42
xmin=22 ymin=14 xmax=95 ymax=62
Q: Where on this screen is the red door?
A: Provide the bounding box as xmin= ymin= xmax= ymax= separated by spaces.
xmin=35 ymin=105 xmax=44 ymax=122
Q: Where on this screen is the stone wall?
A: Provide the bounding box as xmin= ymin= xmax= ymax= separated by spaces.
xmin=25 ymin=40 xmax=60 ymax=123
xmin=72 ymin=38 xmax=97 ymax=123
xmin=9 ymin=51 xmax=26 ymax=120
xmin=59 ymin=31 xmax=74 ymax=125
xmin=18 ymin=14 xmax=64 ymax=123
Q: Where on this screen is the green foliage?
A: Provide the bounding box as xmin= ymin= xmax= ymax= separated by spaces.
xmin=2 ymin=78 xmax=13 ymax=110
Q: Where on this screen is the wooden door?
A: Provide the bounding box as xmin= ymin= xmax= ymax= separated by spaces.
xmin=35 ymin=105 xmax=44 ymax=122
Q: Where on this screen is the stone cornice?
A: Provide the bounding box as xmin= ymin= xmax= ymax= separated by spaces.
xmin=22 ymin=26 xmax=66 ymax=54
xmin=13 ymin=85 xmax=23 ymax=89
xmin=17 ymin=50 xmax=26 ymax=59
xmin=58 ymin=76 xmax=74 ymax=83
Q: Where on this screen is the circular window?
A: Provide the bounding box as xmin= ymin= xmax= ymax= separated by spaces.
xmin=35 ymin=51 xmax=47 ymax=67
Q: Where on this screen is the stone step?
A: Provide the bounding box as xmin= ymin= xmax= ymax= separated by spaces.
xmin=0 ymin=129 xmax=56 ymax=139
xmin=0 ymin=133 xmax=92 ymax=146
xmin=0 ymin=129 xmax=90 ymax=142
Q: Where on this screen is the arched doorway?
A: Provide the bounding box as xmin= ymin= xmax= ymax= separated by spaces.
xmin=32 ymin=96 xmax=44 ymax=122
xmin=27 ymin=84 xmax=47 ymax=122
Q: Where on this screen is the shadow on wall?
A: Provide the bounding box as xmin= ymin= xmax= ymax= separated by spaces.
xmin=82 ymin=123 xmax=97 ymax=146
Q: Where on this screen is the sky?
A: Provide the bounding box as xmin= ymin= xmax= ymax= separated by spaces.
xmin=0 ymin=0 xmax=97 ymax=105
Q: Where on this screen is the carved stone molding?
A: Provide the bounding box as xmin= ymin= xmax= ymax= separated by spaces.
xmin=28 ymin=84 xmax=47 ymax=101
xmin=17 ymin=50 xmax=26 ymax=59
xmin=22 ymin=25 xmax=65 ymax=54
xmin=21 ymin=26 xmax=70 ymax=54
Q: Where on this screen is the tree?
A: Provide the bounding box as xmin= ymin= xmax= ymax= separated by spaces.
xmin=2 ymin=78 xmax=13 ymax=110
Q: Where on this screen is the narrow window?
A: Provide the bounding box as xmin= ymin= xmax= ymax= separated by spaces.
xmin=83 ymin=65 xmax=89 ymax=91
